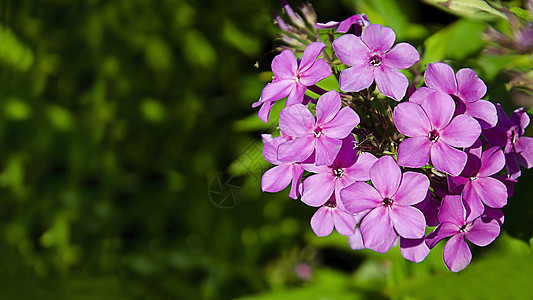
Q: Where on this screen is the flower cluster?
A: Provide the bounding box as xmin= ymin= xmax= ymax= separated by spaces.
xmin=254 ymin=2 xmax=532 ymax=272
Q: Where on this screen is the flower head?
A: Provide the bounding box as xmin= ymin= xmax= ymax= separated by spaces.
xmin=278 ymin=90 xmax=360 ymax=166
xmin=341 ymin=156 xmax=429 ymax=253
xmin=332 ymin=24 xmax=419 ymax=100
xmin=253 ymin=42 xmax=331 ymax=122
xmin=425 ymin=195 xmax=501 ymax=272
xmin=394 ymin=89 xmax=481 ymax=176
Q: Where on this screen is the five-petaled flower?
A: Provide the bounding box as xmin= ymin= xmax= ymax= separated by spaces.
xmin=333 ymin=24 xmax=419 ymax=101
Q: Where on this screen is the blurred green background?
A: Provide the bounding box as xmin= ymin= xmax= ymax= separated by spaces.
xmin=0 ymin=0 xmax=532 ymax=299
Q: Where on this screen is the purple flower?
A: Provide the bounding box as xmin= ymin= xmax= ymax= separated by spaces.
xmin=426 ymin=195 xmax=501 ymax=272
xmin=252 ymin=42 xmax=332 ymax=122
xmin=261 ymin=134 xmax=305 ymax=199
xmin=483 ymin=104 xmax=533 ymax=179
xmin=314 ymin=13 xmax=370 ymax=35
xmin=332 ymin=24 xmax=419 ymax=101
xmin=310 ymin=195 xmax=357 ymax=237
xmin=419 ymin=63 xmax=497 ymax=128
xmin=300 ymin=135 xmax=377 ymax=207
xmin=278 ymin=90 xmax=360 ymax=166
xmin=448 ymin=147 xmax=508 ymax=219
xmin=394 ymin=89 xmax=481 ymax=176
xmin=341 ymin=156 xmax=429 ymax=253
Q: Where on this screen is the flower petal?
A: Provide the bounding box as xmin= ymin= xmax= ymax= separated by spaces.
xmin=374 ymin=66 xmax=409 ymax=101
xmin=279 ymin=104 xmax=315 ymax=137
xmin=425 ymin=222 xmax=460 ymax=249
xmin=478 ymin=146 xmax=505 ymax=177
xmin=420 ymin=90 xmax=455 ymax=130
xmin=301 ymin=173 xmax=335 ymax=207
xmin=390 ymin=206 xmax=426 ymax=239
xmin=360 ymin=207 xmax=398 ymax=253
xmin=431 ymin=141 xmax=467 ymax=176
xmin=341 ymin=182 xmax=382 ymax=213
xmin=272 ymin=49 xmax=297 ymax=78
xmin=516 ymin=136 xmax=533 ymax=169
xmin=332 ymin=34 xmax=369 ymax=66
xmin=315 ymin=136 xmax=343 ymax=166
xmin=322 ymin=107 xmax=360 ymax=139
xmin=438 ymin=195 xmax=466 ymax=226
xmin=339 ymin=64 xmax=375 ymax=92
xmin=393 ymin=102 xmax=431 ymax=137
xmin=440 ymin=115 xmax=481 ymax=148
xmin=300 ymin=59 xmax=332 ymax=86
xmin=348 ymin=228 xmax=365 ymax=250
xmin=257 ymin=100 xmax=276 ymax=123
xmin=408 ymin=86 xmax=433 ymax=105
xmin=393 ymin=172 xmax=430 ymax=206
xmin=462 ymin=181 xmax=485 ymax=221
xmin=400 ymin=238 xmax=430 ymax=263
xmin=361 ymin=24 xmax=395 ymax=52
xmin=310 ymin=206 xmax=334 ymax=237
xmin=343 ymin=152 xmax=378 ymax=182
xmin=316 ymin=90 xmax=341 ymax=125
xmin=333 ymin=208 xmax=357 ymax=236
xmin=383 ymin=42 xmax=419 ymax=69
xmin=288 ymin=164 xmax=305 ymax=199
xmin=456 ymin=68 xmax=487 ymax=102
xmin=261 ymin=164 xmax=293 ymax=193
xmin=466 ymin=217 xmax=500 ymax=247
xmin=443 ymin=234 xmax=471 ymax=272
xmin=277 ymin=135 xmax=315 ymax=163
xmin=260 ymin=79 xmax=294 ymax=103
xmin=471 ymin=177 xmax=508 ymax=208
xmin=299 ymin=42 xmax=326 ymax=73
xmin=370 ymin=156 xmax=401 ymax=198
xmin=397 ymin=137 xmax=432 ymax=168
xmin=424 ymin=62 xmax=458 ymax=95
xmin=286 ymin=83 xmax=307 ymax=106
xmin=465 ymin=99 xmax=498 ymax=129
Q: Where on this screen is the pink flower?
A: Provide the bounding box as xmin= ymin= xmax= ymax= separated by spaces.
xmin=394 ymin=89 xmax=481 ymax=176
xmin=332 ymin=24 xmax=419 ymax=100
xmin=252 ymin=42 xmax=331 ymax=122
xmin=341 ymin=156 xmax=429 ymax=253
xmin=417 ymin=63 xmax=497 ymax=129
xmin=426 ymin=195 xmax=501 ymax=272
xmin=278 ymin=90 xmax=360 ymax=166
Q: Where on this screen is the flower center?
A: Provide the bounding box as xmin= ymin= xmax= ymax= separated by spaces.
xmin=382 ymin=197 xmax=393 ymax=207
xmin=510 ymin=128 xmax=518 ymax=145
xmin=325 ymin=201 xmax=336 ymax=208
xmin=470 ymin=176 xmax=477 ymax=181
xmin=313 ymin=126 xmax=322 ymax=138
xmin=333 ymin=168 xmax=344 ymax=178
xmin=370 ymin=54 xmax=382 ymax=67
xmin=459 ymin=224 xmax=468 ymax=233
xmin=428 ymin=130 xmax=439 ymax=143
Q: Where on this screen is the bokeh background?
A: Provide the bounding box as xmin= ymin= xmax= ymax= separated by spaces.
xmin=0 ymin=0 xmax=532 ymax=299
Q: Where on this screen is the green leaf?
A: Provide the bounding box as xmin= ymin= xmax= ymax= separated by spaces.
xmin=423 ymin=0 xmax=506 ymax=20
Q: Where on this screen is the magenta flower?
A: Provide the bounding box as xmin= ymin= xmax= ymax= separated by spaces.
xmin=314 ymin=13 xmax=370 ymax=35
xmin=483 ymin=104 xmax=533 ymax=179
xmin=448 ymin=147 xmax=508 ymax=219
xmin=419 ymin=63 xmax=497 ymax=129
xmin=332 ymin=24 xmax=419 ymax=101
xmin=300 ymin=135 xmax=377 ymax=207
xmin=261 ymin=134 xmax=305 ymax=199
xmin=341 ymin=156 xmax=429 ymax=253
xmin=278 ymin=90 xmax=360 ymax=166
xmin=310 ymin=195 xmax=357 ymax=237
xmin=252 ymin=42 xmax=332 ymax=122
xmin=394 ymin=89 xmax=481 ymax=176
xmin=425 ymin=195 xmax=501 ymax=272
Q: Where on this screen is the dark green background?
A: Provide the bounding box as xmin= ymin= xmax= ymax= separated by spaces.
xmin=0 ymin=0 xmax=531 ymax=299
